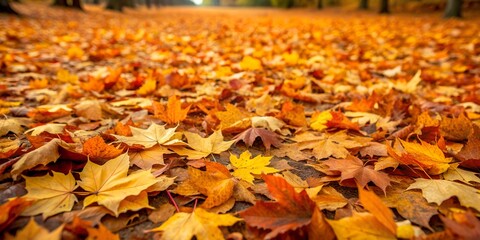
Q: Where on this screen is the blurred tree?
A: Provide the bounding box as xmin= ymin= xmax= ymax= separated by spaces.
xmin=145 ymin=0 xmax=151 ymax=7
xmin=0 ymin=0 xmax=17 ymax=14
xmin=379 ymin=0 xmax=389 ymax=13
xmin=359 ymin=0 xmax=367 ymax=9
xmin=270 ymin=0 xmax=294 ymax=8
xmin=444 ymin=0 xmax=462 ymax=18
xmin=106 ymin=0 xmax=126 ymax=11
xmin=92 ymin=0 xmax=100 ymax=4
xmin=317 ymin=0 xmax=322 ymax=8
xmin=52 ymin=0 xmax=83 ymax=10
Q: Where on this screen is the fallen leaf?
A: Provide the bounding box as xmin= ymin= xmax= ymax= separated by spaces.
xmin=148 ymin=207 xmax=240 ymax=240
xmin=233 ymin=127 xmax=282 ymax=151
xmin=77 ymin=153 xmax=159 ymax=216
xmin=86 ymin=223 xmax=120 ymax=240
xmin=11 ymin=139 xmax=74 ymax=180
xmin=441 ymin=211 xmax=480 ymax=240
xmin=74 ymin=100 xmax=103 ymax=121
xmin=0 ymin=198 xmax=32 ymax=232
xmin=358 ymin=185 xmax=396 ymax=235
xmin=239 ymin=56 xmax=262 ymax=71
xmin=240 ymin=174 xmax=316 ymax=239
xmin=129 ymin=145 xmax=171 ymax=169
xmin=82 ymin=136 xmax=123 ymax=163
xmin=21 ymin=171 xmax=77 ymax=218
xmin=5 ymin=218 xmax=63 ymax=240
xmin=154 ymin=95 xmax=191 ymax=125
xmin=312 ymin=131 xmax=363 ymax=159
xmin=324 ymin=155 xmax=391 ymax=193
xmin=113 ymin=123 xmax=177 ymax=148
xmin=229 ymin=150 xmax=278 ymax=184
xmin=171 ymin=130 xmax=234 ymax=159
xmin=328 ymin=212 xmax=396 ymax=240
xmin=407 ymin=178 xmax=480 ymax=212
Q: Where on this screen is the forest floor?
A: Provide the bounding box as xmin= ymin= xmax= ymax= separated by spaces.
xmin=1 ymin=3 xmax=480 ymax=240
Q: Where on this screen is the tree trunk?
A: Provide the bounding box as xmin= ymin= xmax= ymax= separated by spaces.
xmin=317 ymin=0 xmax=322 ymax=9
xmin=0 ymin=0 xmax=18 ymax=14
xmin=444 ymin=0 xmax=462 ymax=18
xmin=71 ymin=0 xmax=83 ymax=10
xmin=379 ymin=0 xmax=389 ymax=13
xmin=92 ymin=0 xmax=100 ymax=5
xmin=145 ymin=0 xmax=151 ymax=8
xmin=359 ymin=0 xmax=368 ymax=9
xmin=125 ymin=0 xmax=135 ymax=8
xmin=106 ymin=0 xmax=124 ymax=11
xmin=52 ymin=0 xmax=68 ymax=6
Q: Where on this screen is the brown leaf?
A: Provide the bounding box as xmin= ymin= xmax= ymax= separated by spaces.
xmin=233 ymin=127 xmax=282 ymax=151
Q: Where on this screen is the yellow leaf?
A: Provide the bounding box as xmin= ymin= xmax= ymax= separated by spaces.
xmin=393 ymin=70 xmax=421 ymax=94
xmin=117 ymin=191 xmax=154 ymax=215
xmin=328 ymin=212 xmax=396 ymax=240
xmin=5 ymin=218 xmax=63 ymax=240
xmin=113 ymin=123 xmax=177 ymax=148
xmin=399 ymin=139 xmax=452 ymax=175
xmin=310 ymin=111 xmax=333 ymax=131
xmin=56 ymin=69 xmax=78 ymax=84
xmin=282 ymin=52 xmax=299 ymax=66
xmin=136 ymin=77 xmax=156 ymax=96
xmin=77 ymin=153 xmax=158 ymax=216
xmin=21 ymin=172 xmax=77 ymax=219
xmin=148 ymin=207 xmax=240 ymax=240
xmin=67 ymin=46 xmax=84 ymax=59
xmin=312 ymin=131 xmax=363 ymax=159
xmin=239 ymin=56 xmax=262 ymax=71
xmin=407 ymin=178 xmax=480 ymax=212
xmin=230 ymin=150 xmax=278 ymax=184
xmin=175 ymin=162 xmax=235 ymax=209
xmin=215 ymin=104 xmax=253 ymax=133
xmin=171 ymin=130 xmax=234 ymax=159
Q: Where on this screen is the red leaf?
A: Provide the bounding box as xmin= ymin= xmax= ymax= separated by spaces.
xmin=240 ymin=174 xmax=316 ymax=239
xmin=233 ymin=127 xmax=282 ymax=151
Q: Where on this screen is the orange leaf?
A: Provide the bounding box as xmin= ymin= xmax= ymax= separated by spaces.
xmin=240 ymin=174 xmax=316 ymax=239
xmin=358 ymin=185 xmax=397 ymax=235
xmin=0 ymin=198 xmax=32 ymax=232
xmin=82 ymin=136 xmax=123 ymax=163
xmin=154 ymin=95 xmax=191 ymax=125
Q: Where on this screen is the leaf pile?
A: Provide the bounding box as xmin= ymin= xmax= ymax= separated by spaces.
xmin=1 ymin=4 xmax=480 ymax=239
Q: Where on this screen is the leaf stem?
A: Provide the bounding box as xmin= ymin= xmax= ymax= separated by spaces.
xmin=166 ymin=190 xmax=180 ymax=213
xmin=193 ymin=198 xmax=198 ymax=210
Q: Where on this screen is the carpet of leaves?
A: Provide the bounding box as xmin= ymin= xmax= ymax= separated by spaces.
xmin=1 ymin=4 xmax=480 ymax=240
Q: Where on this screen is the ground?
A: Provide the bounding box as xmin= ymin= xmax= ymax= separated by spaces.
xmin=1 ymin=3 xmax=480 ymax=240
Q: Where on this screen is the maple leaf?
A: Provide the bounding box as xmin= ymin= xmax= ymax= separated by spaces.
xmin=407 ymin=178 xmax=480 ymax=212
xmin=148 ymin=207 xmax=240 ymax=240
xmin=323 ymin=155 xmax=391 ymax=193
xmin=21 ymin=171 xmax=78 ymax=218
xmin=171 ymin=130 xmax=234 ymax=159
xmin=455 ymin=124 xmax=480 ymax=169
xmin=229 ymin=150 xmax=279 ymax=184
xmin=310 ymin=110 xmax=333 ymax=131
xmin=215 ymin=104 xmax=253 ymax=133
xmin=240 ymin=174 xmax=317 ymax=239
xmin=113 ymin=123 xmax=177 ymax=148
xmin=233 ymin=127 xmax=282 ymax=151
xmin=129 ymin=145 xmax=172 ymax=169
xmin=396 ymin=138 xmax=452 ymax=175
xmin=4 ymin=218 xmax=63 ymax=240
xmin=77 ymin=153 xmax=159 ymax=216
xmin=278 ymin=101 xmax=307 ymax=127
xmin=11 ymin=139 xmax=75 ymax=180
xmin=82 ymin=136 xmax=123 ymax=163
xmin=0 ymin=198 xmax=32 ymax=232
xmin=153 ymin=95 xmax=191 ymax=125
xmin=312 ymin=131 xmax=363 ymax=159
xmin=0 ymin=118 xmax=29 ymax=136
xmin=174 ymin=162 xmax=235 ymax=208
xmin=327 ymin=212 xmax=396 ymax=240
xmin=440 ymin=113 xmax=472 ymax=141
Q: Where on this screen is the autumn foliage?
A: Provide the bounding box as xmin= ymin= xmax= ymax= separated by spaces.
xmin=1 ymin=4 xmax=480 ymax=240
